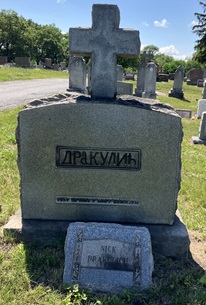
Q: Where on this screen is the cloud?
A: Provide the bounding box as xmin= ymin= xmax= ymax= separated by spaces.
xmin=159 ymin=45 xmax=187 ymax=60
xmin=154 ymin=19 xmax=168 ymax=28
xmin=188 ymin=20 xmax=198 ymax=28
xmin=142 ymin=21 xmax=150 ymax=27
xmin=57 ymin=0 xmax=67 ymax=3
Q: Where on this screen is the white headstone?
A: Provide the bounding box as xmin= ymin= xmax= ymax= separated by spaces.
xmin=69 ymin=56 xmax=86 ymax=93
xmin=197 ymin=99 xmax=206 ymax=118
xmin=142 ymin=62 xmax=157 ymax=99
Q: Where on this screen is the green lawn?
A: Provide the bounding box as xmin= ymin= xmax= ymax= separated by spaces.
xmin=0 ymin=67 xmax=68 ymax=81
xmin=0 ymin=78 xmax=206 ymax=305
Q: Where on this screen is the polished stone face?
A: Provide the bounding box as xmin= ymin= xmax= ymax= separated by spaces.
xmin=17 ymin=94 xmax=182 ymax=225
xmin=63 ymin=222 xmax=153 ymax=293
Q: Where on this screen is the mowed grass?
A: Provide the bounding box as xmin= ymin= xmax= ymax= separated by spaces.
xmin=0 ymin=67 xmax=68 ymax=81
xmin=0 ymin=78 xmax=206 ymax=305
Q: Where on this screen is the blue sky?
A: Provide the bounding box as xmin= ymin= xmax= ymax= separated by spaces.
xmin=0 ymin=0 xmax=201 ymax=60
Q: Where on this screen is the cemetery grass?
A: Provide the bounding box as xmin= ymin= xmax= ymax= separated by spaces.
xmin=0 ymin=67 xmax=68 ymax=81
xmin=0 ymin=85 xmax=206 ymax=304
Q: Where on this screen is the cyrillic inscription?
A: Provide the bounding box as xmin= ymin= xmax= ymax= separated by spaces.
xmin=56 ymin=196 xmax=139 ymax=206
xmin=56 ymin=147 xmax=141 ymax=170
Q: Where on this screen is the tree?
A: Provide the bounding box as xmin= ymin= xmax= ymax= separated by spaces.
xmin=142 ymin=45 xmax=159 ymax=62
xmin=193 ymin=1 xmax=206 ymax=63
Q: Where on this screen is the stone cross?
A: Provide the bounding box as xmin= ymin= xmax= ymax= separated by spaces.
xmin=69 ymin=4 xmax=140 ymax=98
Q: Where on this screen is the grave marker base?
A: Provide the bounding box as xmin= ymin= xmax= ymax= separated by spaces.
xmin=3 ymin=209 xmax=190 ymax=260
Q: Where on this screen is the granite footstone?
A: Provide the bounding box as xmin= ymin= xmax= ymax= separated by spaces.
xmin=63 ymin=222 xmax=153 ymax=293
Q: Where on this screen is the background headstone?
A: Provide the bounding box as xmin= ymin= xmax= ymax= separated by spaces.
xmin=117 ymin=81 xmax=133 ymax=95
xmin=197 ymin=99 xmax=206 ymax=118
xmin=45 ymin=58 xmax=52 ymax=69
xmin=68 ymin=56 xmax=86 ymax=93
xmin=142 ymin=62 xmax=157 ymax=99
xmin=63 ymin=222 xmax=153 ymax=293
xmin=192 ymin=111 xmax=206 ymax=144
xmin=60 ymin=62 xmax=66 ymax=70
xmin=186 ymin=68 xmax=203 ymax=85
xmin=117 ymin=65 xmax=124 ymax=81
xmin=135 ymin=52 xmax=147 ymax=97
xmin=0 ymin=56 xmax=8 ymax=65
xmin=168 ymin=66 xmax=184 ymax=99
xmin=15 ymin=57 xmax=30 ymax=68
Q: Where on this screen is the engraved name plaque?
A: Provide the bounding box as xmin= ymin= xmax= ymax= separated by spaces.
xmin=56 ymin=146 xmax=141 ymax=170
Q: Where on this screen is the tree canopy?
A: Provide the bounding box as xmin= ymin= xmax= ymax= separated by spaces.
xmin=193 ymin=1 xmax=206 ymax=63
xmin=0 ymin=10 xmax=68 ymax=63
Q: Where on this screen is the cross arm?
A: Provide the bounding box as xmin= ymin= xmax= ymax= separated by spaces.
xmin=69 ymin=27 xmax=93 ymax=56
xmin=115 ymin=29 xmax=141 ymax=57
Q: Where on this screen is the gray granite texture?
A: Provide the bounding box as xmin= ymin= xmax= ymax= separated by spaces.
xmin=16 ymin=92 xmax=182 ymax=225
xmin=197 ymin=99 xmax=206 ymax=118
xmin=117 ymin=81 xmax=133 ymax=95
xmin=63 ymin=222 xmax=153 ymax=293
xmin=69 ymin=4 xmax=140 ymax=98
xmin=192 ymin=111 xmax=206 ymax=144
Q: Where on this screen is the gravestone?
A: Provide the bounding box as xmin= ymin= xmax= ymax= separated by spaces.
xmin=197 ymin=79 xmax=204 ymax=87
xmin=142 ymin=62 xmax=157 ymax=99
xmin=68 ymin=56 xmax=86 ymax=93
xmin=135 ymin=51 xmax=147 ymax=97
xmin=192 ymin=111 xmax=206 ymax=144
xmin=117 ymin=81 xmax=133 ymax=95
xmin=15 ymin=94 xmax=182 ymax=225
xmin=53 ymin=63 xmax=59 ymax=70
xmin=38 ymin=61 xmax=44 ymax=69
xmin=175 ymin=109 xmax=192 ymax=119
xmin=4 ymin=3 xmax=189 ymax=268
xmin=197 ymin=99 xmax=206 ymax=118
xmin=63 ymin=222 xmax=153 ymax=292
xmin=168 ymin=66 xmax=184 ymax=99
xmin=45 ymin=58 xmax=52 ymax=69
xmin=0 ymin=56 xmax=8 ymax=65
xmin=69 ymin=4 xmax=140 ymax=98
xmin=202 ymin=83 xmax=206 ymax=99
xmin=60 ymin=62 xmax=66 ymax=70
xmin=117 ymin=65 xmax=124 ymax=81
xmin=124 ymin=72 xmax=135 ymax=80
xmin=186 ymin=68 xmax=203 ymax=85
xmin=15 ymin=57 xmax=30 ymax=68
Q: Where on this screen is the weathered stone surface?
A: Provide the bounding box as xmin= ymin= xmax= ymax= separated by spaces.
xmin=63 ymin=222 xmax=153 ymax=292
xmin=117 ymin=65 xmax=124 ymax=81
xmin=117 ymin=81 xmax=133 ymax=95
xmin=197 ymin=99 xmax=206 ymax=118
xmin=142 ymin=62 xmax=157 ymax=99
xmin=169 ymin=66 xmax=184 ymax=99
xmin=69 ymin=4 xmax=140 ymax=98
xmin=192 ymin=111 xmax=206 ymax=144
xmin=68 ymin=56 xmax=86 ymax=93
xmin=16 ymin=92 xmax=182 ymax=225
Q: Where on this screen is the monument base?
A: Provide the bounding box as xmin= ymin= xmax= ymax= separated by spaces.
xmin=3 ymin=210 xmax=190 ymax=260
xmin=168 ymin=89 xmax=184 ymax=99
xmin=192 ymin=136 xmax=206 ymax=145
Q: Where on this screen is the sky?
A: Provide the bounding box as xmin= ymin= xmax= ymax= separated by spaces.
xmin=0 ymin=0 xmax=202 ymax=60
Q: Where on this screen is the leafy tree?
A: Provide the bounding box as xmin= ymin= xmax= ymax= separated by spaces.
xmin=193 ymin=1 xmax=206 ymax=63
xmin=142 ymin=45 xmax=159 ymax=62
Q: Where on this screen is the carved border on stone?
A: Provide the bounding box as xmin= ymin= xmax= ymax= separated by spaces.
xmin=133 ymin=232 xmax=141 ymax=286
xmin=72 ymin=228 xmax=84 ymax=281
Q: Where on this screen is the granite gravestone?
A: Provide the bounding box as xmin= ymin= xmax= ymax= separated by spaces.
xmin=69 ymin=4 xmax=140 ymax=98
xmin=68 ymin=56 xmax=86 ymax=93
xmin=117 ymin=65 xmax=124 ymax=81
xmin=45 ymin=58 xmax=52 ymax=69
xmin=63 ymin=222 xmax=153 ymax=292
xmin=168 ymin=66 xmax=184 ymax=99
xmin=197 ymin=99 xmax=206 ymax=118
xmin=15 ymin=57 xmax=30 ymax=68
xmin=117 ymin=81 xmax=133 ymax=95
xmin=142 ymin=62 xmax=157 ymax=99
xmin=4 ymin=4 xmax=189 ymax=265
xmin=135 ymin=51 xmax=147 ymax=97
xmin=192 ymin=111 xmax=206 ymax=144
xmin=186 ymin=68 xmax=203 ymax=85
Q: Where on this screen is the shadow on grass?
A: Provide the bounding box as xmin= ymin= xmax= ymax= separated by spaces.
xmin=21 ymin=239 xmax=206 ymax=304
